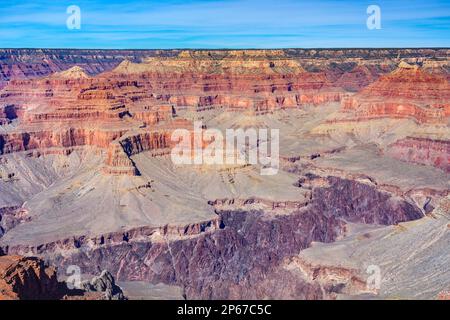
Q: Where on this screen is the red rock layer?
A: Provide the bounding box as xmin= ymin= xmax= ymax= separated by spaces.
xmin=0 ymin=49 xmax=176 ymax=86
xmin=1 ymin=53 xmax=449 ymax=176
xmin=104 ymin=52 xmax=347 ymax=111
xmin=342 ymin=63 xmax=450 ymax=123
xmin=387 ymin=137 xmax=450 ymax=172
xmin=0 ymin=255 xmax=123 ymax=300
xmin=0 ymin=51 xmax=349 ymax=176
xmin=333 ymin=65 xmax=381 ymax=92
xmin=0 ymin=128 xmax=126 ymax=153
xmin=0 ymin=64 xmax=185 ymax=175
xmin=2 ymin=48 xmax=447 ymax=86
xmin=0 ymin=255 xmax=60 ymax=300
xmin=1 ymin=76 xmax=172 ymax=125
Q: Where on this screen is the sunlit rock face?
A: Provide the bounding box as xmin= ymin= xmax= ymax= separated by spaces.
xmin=387 ymin=137 xmax=450 ymax=172
xmin=0 ymin=255 xmax=60 ymax=300
xmin=341 ymin=62 xmax=450 ymax=124
xmin=0 ymin=49 xmax=449 ymax=300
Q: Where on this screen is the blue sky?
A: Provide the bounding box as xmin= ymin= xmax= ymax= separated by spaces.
xmin=0 ymin=0 xmax=449 ymax=48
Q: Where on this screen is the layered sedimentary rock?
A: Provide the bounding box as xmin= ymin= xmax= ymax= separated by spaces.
xmin=0 ymin=255 xmax=60 ymax=300
xmin=0 ymin=50 xmax=353 ymax=176
xmin=342 ymin=62 xmax=450 ymax=124
xmin=387 ymin=137 xmax=450 ymax=172
xmin=0 ymin=63 xmax=183 ymax=175
xmin=0 ymin=49 xmax=449 ymax=300
xmin=107 ymin=50 xmax=346 ymax=112
xmin=2 ymin=48 xmax=447 ymax=86
xmin=0 ymin=207 xmax=30 ymax=238
xmin=0 ymin=49 xmax=182 ymax=89
xmin=312 ymin=59 xmax=450 ymax=175
xmin=1 ymin=175 xmax=425 ymax=299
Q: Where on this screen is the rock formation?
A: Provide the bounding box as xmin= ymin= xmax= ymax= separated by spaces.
xmin=79 ymin=270 xmax=125 ymax=300
xmin=387 ymin=137 xmax=450 ymax=172
xmin=0 ymin=255 xmax=125 ymax=300
xmin=0 ymin=49 xmax=448 ymax=300
xmin=0 ymin=50 xmax=349 ymax=176
xmin=341 ymin=61 xmax=450 ymax=124
xmin=0 ymin=175 xmax=426 ymax=299
xmin=0 ymin=255 xmax=60 ymax=300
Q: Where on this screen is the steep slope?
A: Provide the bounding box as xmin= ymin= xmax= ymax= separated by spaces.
xmin=342 ymin=62 xmax=450 ymax=124
xmin=0 ymin=49 xmax=448 ymax=300
xmin=0 ymin=255 xmax=60 ymax=300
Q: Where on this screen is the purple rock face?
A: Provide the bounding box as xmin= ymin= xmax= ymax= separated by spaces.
xmin=0 ymin=207 xmax=31 ymax=239
xmin=312 ymin=177 xmax=424 ymax=224
xmin=43 ymin=177 xmax=423 ymax=300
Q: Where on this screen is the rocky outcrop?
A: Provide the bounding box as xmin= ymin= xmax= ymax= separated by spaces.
xmin=284 ymin=256 xmax=370 ymax=298
xmin=0 ymin=129 xmax=126 ymax=154
xmin=0 ymin=255 xmax=125 ymax=300
xmin=342 ymin=62 xmax=450 ymax=124
xmin=0 ymin=48 xmax=447 ymax=300
xmin=0 ymin=176 xmax=423 ymax=299
xmin=103 ymin=141 xmax=139 ymax=175
xmin=78 ymin=270 xmax=125 ymax=300
xmin=1 ymin=50 xmax=449 ymax=178
xmin=2 ymin=48 xmax=447 ymax=83
xmin=0 ymin=207 xmax=31 ymax=238
xmin=0 ymin=126 xmax=179 ymax=176
xmin=387 ymin=137 xmax=450 ymax=172
xmin=311 ymin=176 xmax=423 ymax=224
xmin=51 ymin=66 xmax=90 ymax=79
xmin=1 ymin=217 xmax=223 ymax=256
xmin=0 ymin=49 xmax=179 ymax=87
xmin=106 ymin=51 xmax=346 ymax=111
xmin=0 ymin=255 xmax=60 ymax=300
xmin=0 ymin=50 xmax=355 ymax=129
xmin=333 ymin=65 xmax=380 ymax=92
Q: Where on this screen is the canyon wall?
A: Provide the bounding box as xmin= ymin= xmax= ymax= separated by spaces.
xmin=0 ymin=255 xmax=60 ymax=300
xmin=0 ymin=49 xmax=448 ymax=299
xmin=387 ymin=137 xmax=450 ymax=172
xmin=1 ymin=176 xmax=424 ymax=299
xmin=341 ymin=62 xmax=450 ymax=124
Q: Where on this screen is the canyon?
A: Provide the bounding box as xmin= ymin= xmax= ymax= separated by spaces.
xmin=0 ymin=49 xmax=448 ymax=299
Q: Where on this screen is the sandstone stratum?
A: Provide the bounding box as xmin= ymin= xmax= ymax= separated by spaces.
xmin=0 ymin=49 xmax=449 ymax=300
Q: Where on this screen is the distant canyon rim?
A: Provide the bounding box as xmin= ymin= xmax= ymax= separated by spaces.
xmin=0 ymin=48 xmax=448 ymax=300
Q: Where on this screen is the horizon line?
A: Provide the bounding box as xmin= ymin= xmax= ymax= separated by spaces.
xmin=1 ymin=47 xmax=449 ymax=51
